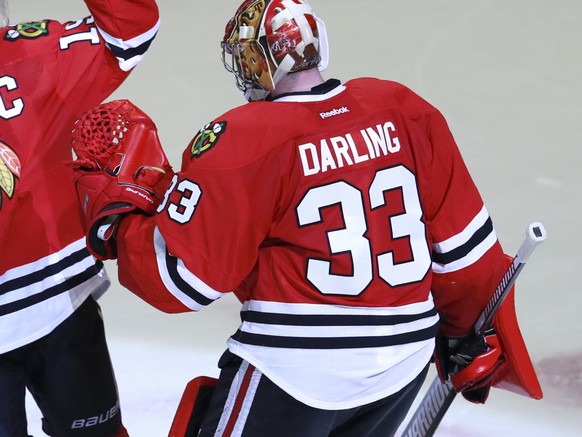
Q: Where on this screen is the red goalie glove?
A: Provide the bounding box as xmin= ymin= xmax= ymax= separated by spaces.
xmin=71 ymin=99 xmax=173 ymax=260
xmin=435 ymin=285 xmax=542 ymax=404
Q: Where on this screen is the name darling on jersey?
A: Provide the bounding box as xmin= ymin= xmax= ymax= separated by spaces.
xmin=298 ymin=112 xmax=402 ymax=177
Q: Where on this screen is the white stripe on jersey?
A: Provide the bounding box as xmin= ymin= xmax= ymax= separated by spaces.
xmin=228 ymin=335 xmax=433 ymax=410
xmin=431 ymin=205 xmax=497 ymax=273
xmin=238 ymin=298 xmax=438 ymax=340
xmin=94 ymin=18 xmax=160 ymax=71
xmin=0 ymin=238 xmax=109 ymax=354
xmin=154 ymin=226 xmax=224 ymax=311
xmin=0 ymin=239 xmax=100 ymax=305
xmin=226 ymin=298 xmax=436 ymax=410
xmin=241 ymin=298 xmax=435 ymax=316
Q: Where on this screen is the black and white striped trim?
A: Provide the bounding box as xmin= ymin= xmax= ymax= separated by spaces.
xmin=154 ymin=226 xmax=223 ymax=311
xmin=231 ymin=299 xmax=440 ymax=350
xmin=431 ymin=206 xmax=497 ymax=274
xmin=95 ymin=18 xmax=160 ymax=71
xmin=215 ymin=361 xmax=261 ymax=437
xmin=0 ymin=239 xmax=104 ymax=316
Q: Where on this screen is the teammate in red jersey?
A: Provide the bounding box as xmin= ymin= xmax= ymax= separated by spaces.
xmin=0 ymin=1 xmax=159 ymax=436
xmin=73 ymin=1 xmax=541 ymax=436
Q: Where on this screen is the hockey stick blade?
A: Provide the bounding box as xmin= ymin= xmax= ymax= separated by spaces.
xmin=399 ymin=221 xmax=547 ymax=437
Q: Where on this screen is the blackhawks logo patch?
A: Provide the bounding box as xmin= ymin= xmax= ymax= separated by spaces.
xmin=4 ymin=20 xmax=49 ymax=42
xmin=189 ymin=121 xmax=227 ymax=158
xmin=0 ymin=140 xmax=20 ymax=209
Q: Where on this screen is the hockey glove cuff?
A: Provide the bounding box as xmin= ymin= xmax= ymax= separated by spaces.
xmin=435 ymin=331 xmax=507 ymax=404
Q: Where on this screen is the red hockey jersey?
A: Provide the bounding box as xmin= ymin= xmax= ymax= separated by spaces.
xmin=117 ymin=78 xmax=507 ymax=409
xmin=0 ymin=0 xmax=159 ymax=354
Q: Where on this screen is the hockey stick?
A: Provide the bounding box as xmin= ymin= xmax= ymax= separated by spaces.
xmin=399 ymin=221 xmax=547 ymax=437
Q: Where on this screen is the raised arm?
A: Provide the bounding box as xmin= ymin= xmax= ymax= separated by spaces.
xmin=84 ymin=0 xmax=160 ymax=71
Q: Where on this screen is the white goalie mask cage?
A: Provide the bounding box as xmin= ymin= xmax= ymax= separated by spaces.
xmin=221 ymin=0 xmax=329 ymax=102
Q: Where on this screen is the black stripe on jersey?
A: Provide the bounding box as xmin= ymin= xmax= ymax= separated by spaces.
xmin=241 ymin=307 xmax=438 ymax=327
xmin=231 ymin=323 xmax=439 ymax=349
xmin=0 ymin=261 xmax=104 ymax=316
xmin=0 ymin=248 xmax=97 ymax=296
xmin=164 ymin=250 xmax=214 ymax=307
xmin=105 ymin=38 xmax=155 ymax=61
xmin=432 ymin=217 xmax=494 ymax=265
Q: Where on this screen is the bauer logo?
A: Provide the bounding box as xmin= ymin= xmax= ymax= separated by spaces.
xmin=319 ymin=106 xmax=350 ymax=119
xmin=71 ymin=401 xmax=120 ymax=429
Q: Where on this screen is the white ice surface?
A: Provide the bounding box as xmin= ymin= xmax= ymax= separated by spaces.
xmin=12 ymin=1 xmax=582 ymax=436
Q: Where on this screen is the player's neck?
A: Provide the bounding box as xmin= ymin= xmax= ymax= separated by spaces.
xmin=271 ymin=68 xmax=325 ymax=98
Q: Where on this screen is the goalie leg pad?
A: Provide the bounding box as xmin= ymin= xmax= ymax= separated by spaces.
xmin=169 ymin=376 xmax=217 ymax=437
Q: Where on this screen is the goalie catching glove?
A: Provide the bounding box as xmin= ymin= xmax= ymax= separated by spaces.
xmin=71 ymin=99 xmax=173 ymax=260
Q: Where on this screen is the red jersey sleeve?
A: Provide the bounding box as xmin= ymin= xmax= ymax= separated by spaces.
xmin=0 ymin=0 xmax=159 ymax=271
xmin=117 ymin=214 xmax=195 ymax=313
xmin=416 ymin=107 xmax=507 ymax=337
xmin=85 ymin=0 xmax=160 ymax=71
xmin=357 ymin=81 xmax=507 ymax=337
xmin=116 ymin=116 xmax=288 ymax=311
xmin=157 ymin=127 xmax=285 ymax=293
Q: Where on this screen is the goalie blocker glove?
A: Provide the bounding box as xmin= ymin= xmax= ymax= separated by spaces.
xmin=71 ymin=99 xmax=174 ymax=260
xmin=434 ymin=283 xmax=543 ymax=404
xmin=435 ymin=330 xmax=505 ymax=403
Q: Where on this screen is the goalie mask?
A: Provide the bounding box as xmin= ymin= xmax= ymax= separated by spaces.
xmin=0 ymin=0 xmax=8 ymax=28
xmin=221 ymin=0 xmax=329 ymax=102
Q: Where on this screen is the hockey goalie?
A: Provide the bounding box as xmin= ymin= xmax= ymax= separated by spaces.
xmin=69 ymin=93 xmax=543 ymax=437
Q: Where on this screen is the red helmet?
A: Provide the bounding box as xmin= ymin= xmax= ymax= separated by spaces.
xmin=221 ymin=0 xmax=329 ymax=101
